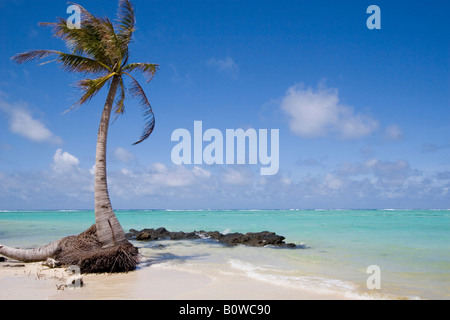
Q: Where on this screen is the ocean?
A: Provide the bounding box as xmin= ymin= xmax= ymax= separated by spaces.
xmin=0 ymin=209 xmax=449 ymax=299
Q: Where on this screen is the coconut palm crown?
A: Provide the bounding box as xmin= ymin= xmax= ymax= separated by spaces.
xmin=12 ymin=0 xmax=158 ymax=248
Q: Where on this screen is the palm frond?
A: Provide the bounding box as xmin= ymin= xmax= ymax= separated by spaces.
xmin=41 ymin=18 xmax=109 ymax=64
xmin=74 ymin=73 xmax=116 ymax=107
xmin=116 ymin=0 xmax=135 ymax=44
xmin=12 ymin=49 xmax=111 ymax=75
xmin=40 ymin=5 xmax=118 ymax=67
xmin=114 ymin=76 xmax=126 ymax=115
xmin=14 ymin=1 xmax=158 ymax=145
xmin=124 ymin=72 xmax=155 ymax=145
xmin=11 ymin=50 xmax=59 ymax=64
xmin=59 ymin=53 xmax=111 ymax=74
xmin=122 ymin=63 xmax=159 ymax=82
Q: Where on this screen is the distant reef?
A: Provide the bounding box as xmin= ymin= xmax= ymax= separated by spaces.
xmin=126 ymin=227 xmax=306 ymax=248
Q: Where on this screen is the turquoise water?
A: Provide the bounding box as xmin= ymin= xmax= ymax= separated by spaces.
xmin=0 ymin=209 xmax=449 ymax=299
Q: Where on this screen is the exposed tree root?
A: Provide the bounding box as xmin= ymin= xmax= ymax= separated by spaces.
xmin=0 ymin=225 xmax=139 ymax=274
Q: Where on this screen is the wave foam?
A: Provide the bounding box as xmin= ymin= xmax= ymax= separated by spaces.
xmin=227 ymin=258 xmax=379 ymax=299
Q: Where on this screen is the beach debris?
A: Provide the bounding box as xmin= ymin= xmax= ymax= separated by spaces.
xmin=127 ymin=228 xmax=299 ymax=248
xmin=43 ymin=258 xmax=62 ymax=268
xmin=2 ymin=263 xmax=26 ymax=268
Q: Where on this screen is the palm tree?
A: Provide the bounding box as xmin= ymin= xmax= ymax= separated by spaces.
xmin=0 ymin=0 xmax=157 ymax=271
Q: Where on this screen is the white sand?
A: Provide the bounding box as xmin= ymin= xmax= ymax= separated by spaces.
xmin=0 ymin=259 xmax=346 ymax=300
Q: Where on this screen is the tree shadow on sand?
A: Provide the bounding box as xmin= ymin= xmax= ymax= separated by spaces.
xmin=138 ymin=251 xmax=209 ymax=268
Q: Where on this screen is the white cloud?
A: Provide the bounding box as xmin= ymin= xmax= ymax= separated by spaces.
xmin=207 ymin=57 xmax=239 ymax=77
xmin=0 ymin=98 xmax=62 ymax=144
xmin=152 ymin=162 xmax=168 ymax=173
xmin=9 ymin=109 xmax=62 ymax=144
xmin=369 ymin=159 xmax=412 ymax=183
xmin=52 ymin=149 xmax=80 ymax=174
xmin=221 ymin=167 xmax=253 ymax=186
xmin=281 ymin=84 xmax=378 ymax=139
xmin=1 ymin=158 xmax=449 ymax=209
xmin=192 ymin=166 xmax=212 ymax=178
xmin=113 ymin=147 xmax=135 ymax=164
xmin=324 ymin=173 xmax=343 ymax=190
xmin=144 ymin=163 xmax=211 ymax=188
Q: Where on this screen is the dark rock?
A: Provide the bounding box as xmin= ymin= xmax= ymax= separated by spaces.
xmin=125 ymin=229 xmax=141 ymax=240
xmin=205 ymin=231 xmax=223 ymax=240
xmin=135 ymin=228 xmax=172 ymax=241
xmin=168 ymin=231 xmax=188 ymax=240
xmin=129 ymin=229 xmax=141 ymax=235
xmin=154 ymin=227 xmax=170 ymax=238
xmin=185 ymin=232 xmax=200 ymax=239
xmin=217 ymin=231 xmax=286 ymax=247
xmin=131 ymin=227 xmax=303 ymax=248
xmin=136 ymin=232 xmax=152 ymax=241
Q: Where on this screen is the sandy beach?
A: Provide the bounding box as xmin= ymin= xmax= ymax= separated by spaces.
xmin=0 ymin=258 xmax=346 ymax=300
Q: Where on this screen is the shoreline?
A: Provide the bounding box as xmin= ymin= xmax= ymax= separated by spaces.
xmin=0 ymin=259 xmax=348 ymax=300
xmin=2 ymin=209 xmax=445 ymax=300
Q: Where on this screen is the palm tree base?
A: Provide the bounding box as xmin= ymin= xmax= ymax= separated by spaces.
xmin=0 ymin=225 xmax=139 ymax=274
xmin=55 ymin=225 xmax=139 ymax=273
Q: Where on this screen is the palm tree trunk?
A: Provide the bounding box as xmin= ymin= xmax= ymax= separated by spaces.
xmin=94 ymin=75 xmax=127 ymax=247
xmin=0 ymin=240 xmax=61 ymax=263
xmin=0 ymin=76 xmax=128 ymax=262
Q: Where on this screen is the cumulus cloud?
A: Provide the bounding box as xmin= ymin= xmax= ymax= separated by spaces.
xmin=0 ymin=98 xmax=62 ymax=144
xmin=192 ymin=166 xmax=212 ymax=179
xmin=150 ymin=163 xmax=197 ymax=187
xmin=1 ymin=149 xmax=448 ymax=209
xmin=52 ymin=149 xmax=80 ymax=174
xmin=151 ymin=164 xmax=212 ymax=187
xmin=108 ymin=163 xmax=214 ymax=199
xmin=0 ymin=149 xmax=93 ymax=208
xmin=366 ymin=159 xmax=411 ymax=179
xmin=221 ymin=167 xmax=254 ymax=186
xmin=281 ymin=84 xmax=378 ymax=139
xmin=323 ymin=173 xmax=344 ymax=190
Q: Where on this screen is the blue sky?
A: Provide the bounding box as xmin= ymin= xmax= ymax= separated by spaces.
xmin=0 ymin=0 xmax=449 ymax=209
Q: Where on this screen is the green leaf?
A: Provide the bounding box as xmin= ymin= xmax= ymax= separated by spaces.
xmin=74 ymin=73 xmax=116 ymax=107
xmin=123 ymin=63 xmax=159 ymax=82
xmin=124 ymin=72 xmax=156 ymax=144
